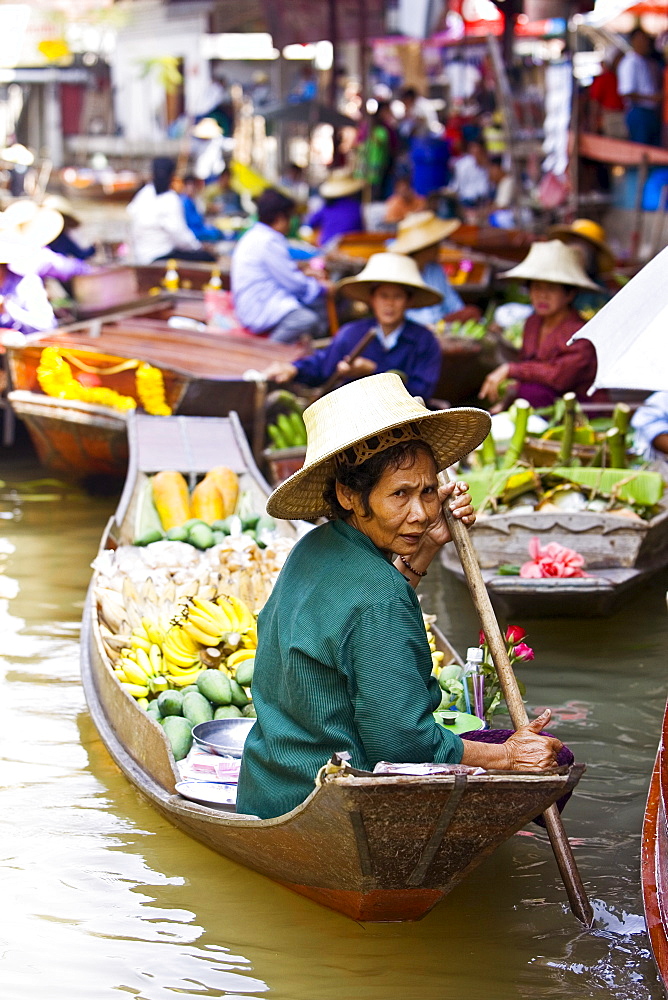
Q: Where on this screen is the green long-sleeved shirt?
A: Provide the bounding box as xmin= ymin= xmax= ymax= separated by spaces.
xmin=236 ymin=519 xmax=464 ymax=819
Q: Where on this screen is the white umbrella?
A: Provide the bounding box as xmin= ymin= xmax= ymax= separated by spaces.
xmin=570 ymin=245 xmax=668 ymax=393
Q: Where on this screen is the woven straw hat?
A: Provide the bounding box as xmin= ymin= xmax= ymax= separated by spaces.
xmin=388 ymin=211 xmax=461 ymax=256
xmin=319 ymin=171 xmax=365 ymax=199
xmin=266 ymin=372 xmax=491 ymax=520
xmin=547 ymin=218 xmax=615 ymax=274
xmin=0 ymin=200 xmax=64 ymax=246
xmin=336 ymin=252 xmax=443 ymax=308
xmin=42 ymin=193 xmax=81 ymax=226
xmin=499 ymin=240 xmax=601 ymax=291
xmin=192 ymin=117 xmax=223 ymax=139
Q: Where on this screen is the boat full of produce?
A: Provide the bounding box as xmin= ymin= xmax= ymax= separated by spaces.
xmin=81 ymin=411 xmax=581 ymax=921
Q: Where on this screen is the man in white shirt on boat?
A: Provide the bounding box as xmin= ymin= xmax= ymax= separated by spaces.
xmin=617 ymin=28 xmax=663 ymax=146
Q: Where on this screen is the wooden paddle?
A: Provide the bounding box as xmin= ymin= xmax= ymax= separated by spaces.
xmin=316 ymin=327 xmax=378 ymax=397
xmin=439 ymin=470 xmax=594 ymax=927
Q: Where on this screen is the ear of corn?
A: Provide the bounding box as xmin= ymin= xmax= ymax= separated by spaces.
xmin=152 ymin=471 xmax=191 ymax=530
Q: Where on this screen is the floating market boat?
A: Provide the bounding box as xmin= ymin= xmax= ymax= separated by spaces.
xmin=80 ymin=411 xmax=583 ymax=922
xmin=6 ymin=292 xmax=299 ymax=481
xmin=642 ymin=687 xmax=668 ymax=993
xmin=441 ymin=467 xmax=668 ymax=617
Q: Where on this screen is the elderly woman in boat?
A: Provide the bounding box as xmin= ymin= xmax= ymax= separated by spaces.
xmin=479 ymin=241 xmax=602 ymax=410
xmin=237 ymin=373 xmax=565 ymax=820
xmin=263 ymin=252 xmax=444 ymax=401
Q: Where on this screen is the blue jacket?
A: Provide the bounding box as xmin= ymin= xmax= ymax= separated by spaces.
xmin=181 ymin=194 xmax=223 ymax=242
xmin=294 ymin=316 xmax=442 ymax=400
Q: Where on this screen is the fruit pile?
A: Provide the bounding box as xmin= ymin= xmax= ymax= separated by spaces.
xmin=266 ymin=411 xmax=307 ymax=451
xmin=99 ymin=587 xmax=259 ymax=759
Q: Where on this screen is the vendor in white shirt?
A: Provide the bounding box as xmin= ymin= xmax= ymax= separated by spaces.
xmin=127 ymin=158 xmax=217 ymax=265
xmin=617 ymin=28 xmax=663 ymax=146
xmin=448 ymin=139 xmax=493 ymax=219
xmin=231 ymin=189 xmax=329 ymax=344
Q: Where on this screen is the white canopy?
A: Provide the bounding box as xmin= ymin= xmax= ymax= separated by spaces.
xmin=582 ymin=0 xmax=668 ymax=27
xmin=570 ymin=246 xmax=668 ymax=393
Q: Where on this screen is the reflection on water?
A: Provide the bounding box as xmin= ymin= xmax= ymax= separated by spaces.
xmin=0 ymin=453 xmax=667 ymax=999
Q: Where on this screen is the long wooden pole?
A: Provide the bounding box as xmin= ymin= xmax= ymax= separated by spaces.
xmin=439 ymin=471 xmax=594 ymax=927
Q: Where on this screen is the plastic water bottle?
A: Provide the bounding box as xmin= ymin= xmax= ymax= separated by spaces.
xmin=463 ymin=646 xmax=484 ymax=718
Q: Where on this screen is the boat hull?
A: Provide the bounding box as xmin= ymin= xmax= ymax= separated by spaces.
xmin=441 ymin=504 xmax=668 ymax=617
xmin=83 ymin=597 xmax=582 ymax=920
xmin=642 ymin=696 xmax=668 ymax=993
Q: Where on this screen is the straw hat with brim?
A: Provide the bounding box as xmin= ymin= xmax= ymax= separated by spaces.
xmin=192 ymin=117 xmax=223 ymax=139
xmin=42 ymin=193 xmax=81 ymax=226
xmin=0 ymin=240 xmax=39 ymax=267
xmin=547 ymin=218 xmax=615 ymax=274
xmin=499 ymin=240 xmax=601 ymax=292
xmin=319 ymin=174 xmax=365 ymax=199
xmin=266 ymin=372 xmax=491 ymax=520
xmin=388 ymin=211 xmax=461 ymax=256
xmin=0 ymin=144 xmax=34 ymax=166
xmin=336 ymin=252 xmax=443 ymax=309
xmin=0 ymin=202 xmax=64 ymax=246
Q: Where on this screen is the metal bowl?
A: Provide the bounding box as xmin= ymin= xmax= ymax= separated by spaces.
xmin=192 ymin=718 xmax=255 ymax=758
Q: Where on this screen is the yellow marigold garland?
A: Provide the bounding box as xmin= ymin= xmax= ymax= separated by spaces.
xmin=37 ymin=347 xmax=136 ymax=411
xmin=135 ymin=362 xmax=172 ymax=416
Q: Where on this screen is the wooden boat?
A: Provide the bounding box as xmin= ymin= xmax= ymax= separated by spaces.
xmin=441 ymin=497 xmax=668 ymax=617
xmin=80 ymin=411 xmax=584 ymax=922
xmin=642 ymin=687 xmax=668 ymax=993
xmin=6 ymin=293 xmax=299 ymax=481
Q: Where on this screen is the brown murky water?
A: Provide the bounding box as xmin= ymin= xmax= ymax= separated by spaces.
xmin=1 ymin=442 xmax=667 ymax=999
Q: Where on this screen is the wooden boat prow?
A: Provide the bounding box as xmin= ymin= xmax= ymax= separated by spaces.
xmin=642 ymin=689 xmax=668 ymax=992
xmin=81 ymin=413 xmax=584 ymax=921
xmin=441 ymin=498 xmax=668 ymax=617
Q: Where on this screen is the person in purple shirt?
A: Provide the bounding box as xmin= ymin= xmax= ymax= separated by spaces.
xmin=307 ymin=173 xmax=365 ymax=247
xmin=264 ymin=252 xmax=443 ymax=400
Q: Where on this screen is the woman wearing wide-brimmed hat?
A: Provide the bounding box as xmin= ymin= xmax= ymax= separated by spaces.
xmin=42 ymin=194 xmax=96 ymax=261
xmin=237 ymin=374 xmax=565 ymax=820
xmin=389 ymin=210 xmax=478 ymax=329
xmin=479 ymin=240 xmax=603 ymax=409
xmin=306 ymin=171 xmax=365 ymax=247
xmin=264 ymin=252 xmax=444 ymax=400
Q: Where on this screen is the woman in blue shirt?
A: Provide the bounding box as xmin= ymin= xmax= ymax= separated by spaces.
xmin=264 ymin=252 xmax=443 ymax=400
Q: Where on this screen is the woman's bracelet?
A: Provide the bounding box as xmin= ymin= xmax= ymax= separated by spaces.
xmin=399 ymin=555 xmax=427 ymax=578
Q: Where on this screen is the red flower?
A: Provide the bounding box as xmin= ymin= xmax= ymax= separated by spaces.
xmin=513 ymin=642 xmax=534 ymax=661
xmin=505 ymin=625 xmax=527 ymax=644
xmin=520 ymin=537 xmax=589 ymax=579
xmin=479 ymin=629 xmax=486 ymax=646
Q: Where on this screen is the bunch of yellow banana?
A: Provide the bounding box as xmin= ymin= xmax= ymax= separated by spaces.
xmin=161 ymin=624 xmax=206 ymax=687
xmin=176 ymin=594 xmax=257 ymax=649
xmin=226 ymin=647 xmax=256 ymax=676
xmin=423 ymin=614 xmax=444 ymax=676
xmin=114 ymin=619 xmax=170 ymax=702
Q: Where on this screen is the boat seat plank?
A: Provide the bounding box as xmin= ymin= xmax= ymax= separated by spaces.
xmin=133 ymin=414 xmax=249 ymax=475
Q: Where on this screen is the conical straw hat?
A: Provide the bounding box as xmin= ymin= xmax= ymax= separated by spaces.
xmin=335 ymin=251 xmax=443 ymax=309
xmin=42 ymin=193 xmax=81 ymax=226
xmin=388 ymin=211 xmax=461 ymax=255
xmin=499 ymin=240 xmax=601 ymax=291
xmin=267 ymin=372 xmax=491 ymax=520
xmin=0 ymin=200 xmax=64 ymax=246
xmin=319 ymin=171 xmax=365 ymax=199
xmin=547 ymin=218 xmax=615 ymax=274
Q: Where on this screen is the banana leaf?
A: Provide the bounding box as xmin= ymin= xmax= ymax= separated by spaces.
xmin=463 ymin=466 xmax=665 ymax=510
xmin=547 ymin=467 xmax=664 ymax=507
xmin=135 ymin=478 xmax=163 ymax=540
